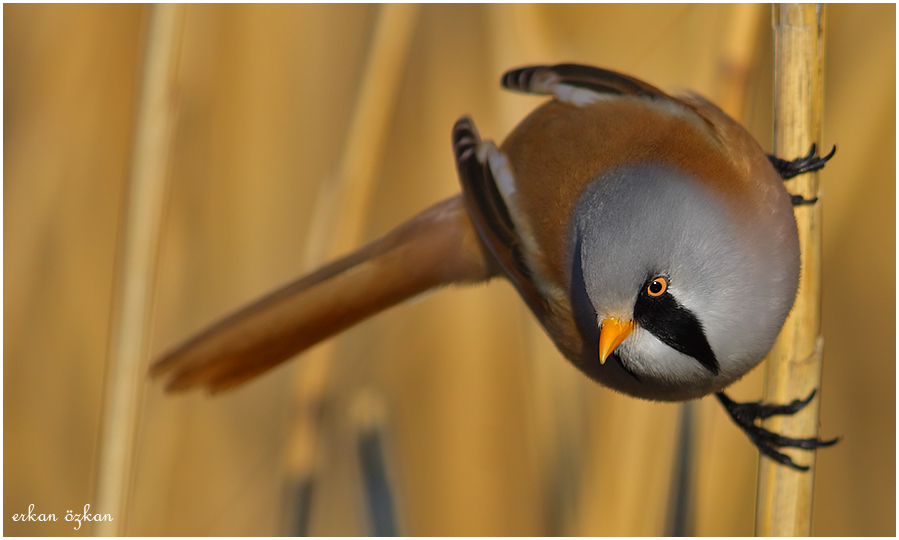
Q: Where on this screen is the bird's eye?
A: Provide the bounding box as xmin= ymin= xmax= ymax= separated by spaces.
xmin=647 ymin=277 xmax=667 ymax=297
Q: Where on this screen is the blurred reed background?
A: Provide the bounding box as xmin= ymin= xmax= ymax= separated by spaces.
xmin=4 ymin=4 xmax=894 ymax=536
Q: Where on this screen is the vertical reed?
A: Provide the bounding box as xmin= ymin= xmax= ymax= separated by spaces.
xmin=755 ymin=4 xmax=827 ymax=536
xmin=93 ymin=4 xmax=184 ymax=536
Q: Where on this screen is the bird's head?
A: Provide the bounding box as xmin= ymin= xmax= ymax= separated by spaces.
xmin=569 ymin=162 xmax=800 ymax=401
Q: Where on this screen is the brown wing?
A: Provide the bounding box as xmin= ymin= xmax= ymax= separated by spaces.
xmin=496 ymin=65 xmax=770 ymax=291
xmin=501 ymin=64 xmax=775 ymax=192
xmin=451 ymin=117 xmax=551 ymax=326
xmin=502 ymin=63 xmax=669 ymax=99
xmin=501 ymin=63 xmax=717 ymax=134
xmin=150 ymin=196 xmax=496 ymax=393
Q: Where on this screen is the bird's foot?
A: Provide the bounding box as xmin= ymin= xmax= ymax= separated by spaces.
xmin=768 ymin=143 xmax=837 ymax=180
xmin=715 ymin=390 xmax=839 ymax=471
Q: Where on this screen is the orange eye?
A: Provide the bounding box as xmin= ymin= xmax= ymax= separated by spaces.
xmin=647 ymin=277 xmax=667 ymax=297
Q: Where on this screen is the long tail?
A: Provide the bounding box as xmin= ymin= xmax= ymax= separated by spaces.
xmin=150 ymin=196 xmax=497 ymax=393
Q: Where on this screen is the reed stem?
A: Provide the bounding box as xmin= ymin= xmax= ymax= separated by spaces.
xmin=755 ymin=4 xmax=826 ymax=536
xmin=93 ymin=4 xmax=184 ymax=536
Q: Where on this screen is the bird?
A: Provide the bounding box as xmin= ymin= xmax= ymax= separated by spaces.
xmin=151 ymin=63 xmax=836 ymax=470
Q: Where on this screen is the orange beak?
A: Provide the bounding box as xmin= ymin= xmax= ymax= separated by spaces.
xmin=598 ymin=317 xmax=635 ymax=364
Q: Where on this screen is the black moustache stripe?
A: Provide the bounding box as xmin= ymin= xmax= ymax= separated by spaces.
xmin=634 ymin=288 xmax=719 ymax=375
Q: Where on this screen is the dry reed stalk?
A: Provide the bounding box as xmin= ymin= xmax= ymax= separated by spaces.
xmin=281 ymin=4 xmax=420 ymax=534
xmin=755 ymin=4 xmax=827 ymax=536
xmin=93 ymin=4 xmax=184 ymax=536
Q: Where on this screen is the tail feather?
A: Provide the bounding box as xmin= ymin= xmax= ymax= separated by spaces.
xmin=150 ymin=196 xmax=497 ymax=393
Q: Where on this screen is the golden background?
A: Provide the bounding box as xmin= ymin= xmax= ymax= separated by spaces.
xmin=4 ymin=4 xmax=895 ymax=536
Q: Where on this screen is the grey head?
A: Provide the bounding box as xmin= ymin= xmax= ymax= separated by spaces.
xmin=569 ymin=163 xmax=800 ymax=401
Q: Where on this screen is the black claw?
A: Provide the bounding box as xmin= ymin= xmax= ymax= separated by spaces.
xmin=768 ymin=143 xmax=837 ymax=180
xmin=821 ymin=143 xmax=838 ymax=161
xmin=790 ymin=194 xmax=819 ymax=206
xmin=716 ymin=390 xmax=839 ymax=472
